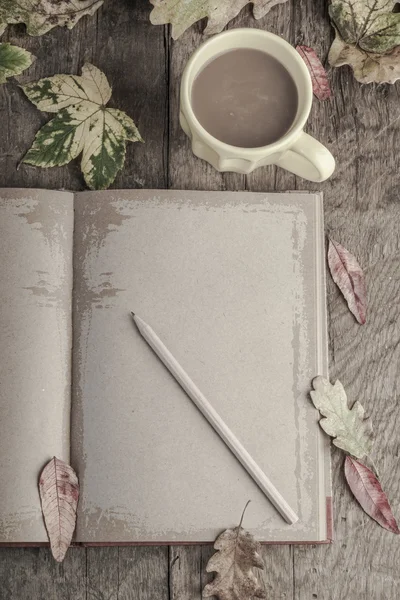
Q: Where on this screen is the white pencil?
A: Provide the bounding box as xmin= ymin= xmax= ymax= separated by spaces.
xmin=131 ymin=312 xmax=298 ymax=525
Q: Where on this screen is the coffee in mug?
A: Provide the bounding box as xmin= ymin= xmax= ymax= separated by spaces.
xmin=191 ymin=48 xmax=298 ymax=148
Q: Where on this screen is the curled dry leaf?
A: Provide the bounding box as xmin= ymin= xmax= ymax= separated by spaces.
xmin=21 ymin=63 xmax=143 ymax=191
xmin=203 ymin=502 xmax=266 ymax=600
xmin=296 ymin=45 xmax=331 ymax=101
xmin=328 ymin=0 xmax=400 ymax=84
xmin=149 ymin=0 xmax=289 ymax=39
xmin=310 ymin=377 xmax=374 ymax=460
xmin=329 ymin=33 xmax=400 ymax=85
xmin=203 ymin=526 xmax=266 ymax=600
xmin=328 ymin=238 xmax=367 ymax=325
xmin=345 ymin=456 xmax=400 ymax=534
xmin=39 ymin=457 xmax=79 ymax=562
xmin=330 ymin=0 xmax=400 ymax=54
xmin=0 ymin=0 xmax=103 ymax=37
xmin=0 ymin=43 xmax=33 ymax=84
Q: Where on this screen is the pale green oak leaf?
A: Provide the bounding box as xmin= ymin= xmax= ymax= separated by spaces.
xmin=22 ymin=63 xmax=143 ymax=191
xmin=149 ymin=0 xmax=288 ymax=39
xmin=329 ymin=0 xmax=400 ymax=54
xmin=310 ymin=377 xmax=374 ymax=460
xmin=0 ymin=43 xmax=33 ymax=83
xmin=0 ymin=0 xmax=103 ymax=37
xmin=329 ymin=30 xmax=400 ymax=84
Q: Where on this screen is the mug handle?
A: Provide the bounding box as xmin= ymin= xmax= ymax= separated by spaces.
xmin=275 ymin=132 xmax=335 ymax=183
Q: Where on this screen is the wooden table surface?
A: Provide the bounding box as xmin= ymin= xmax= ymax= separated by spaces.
xmin=1 ymin=1 xmax=400 ymax=598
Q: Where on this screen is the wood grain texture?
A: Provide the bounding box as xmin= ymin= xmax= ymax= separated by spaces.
xmin=1 ymin=0 xmax=400 ymax=598
xmin=260 ymin=545 xmax=293 ymax=598
xmin=0 ymin=547 xmax=86 ymax=599
xmin=117 ymin=547 xmax=169 ymax=600
xmin=87 ymin=547 xmax=119 ymax=600
xmin=169 ymin=546 xmax=202 ymax=600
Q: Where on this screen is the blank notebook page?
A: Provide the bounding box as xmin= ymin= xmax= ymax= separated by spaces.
xmin=71 ymin=189 xmax=329 ymax=543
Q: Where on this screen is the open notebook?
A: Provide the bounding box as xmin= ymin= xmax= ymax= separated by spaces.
xmin=0 ymin=188 xmax=331 ymax=544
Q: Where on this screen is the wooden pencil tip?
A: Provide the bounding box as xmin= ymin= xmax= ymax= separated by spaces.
xmin=130 ymin=311 xmax=135 ymax=319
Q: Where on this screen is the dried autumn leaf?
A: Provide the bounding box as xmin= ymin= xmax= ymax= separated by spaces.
xmin=0 ymin=43 xmax=33 ymax=84
xmin=345 ymin=456 xmax=400 ymax=534
xmin=149 ymin=0 xmax=289 ymax=40
xmin=310 ymin=377 xmax=374 ymax=460
xmin=0 ymin=0 xmax=103 ymax=37
xmin=328 ymin=0 xmax=400 ymax=84
xmin=39 ymin=457 xmax=79 ymax=562
xmin=328 ymin=238 xmax=366 ymax=325
xmin=203 ymin=504 xmax=266 ymax=600
xmin=330 ymin=0 xmax=400 ymax=54
xmin=329 ymin=32 xmax=400 ymax=85
xmin=296 ymin=45 xmax=331 ymax=101
xmin=21 ymin=63 xmax=143 ymax=190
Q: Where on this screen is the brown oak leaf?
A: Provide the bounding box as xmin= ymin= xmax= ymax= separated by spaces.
xmin=203 ymin=503 xmax=266 ymax=600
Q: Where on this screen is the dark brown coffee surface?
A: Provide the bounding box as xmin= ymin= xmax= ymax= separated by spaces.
xmin=191 ymin=48 xmax=298 ymax=148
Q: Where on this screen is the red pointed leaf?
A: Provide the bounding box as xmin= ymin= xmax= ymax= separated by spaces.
xmin=344 ymin=456 xmax=399 ymax=534
xmin=296 ymin=45 xmax=331 ymax=101
xmin=327 ymin=238 xmax=367 ymax=324
xmin=39 ymin=457 xmax=79 ymax=562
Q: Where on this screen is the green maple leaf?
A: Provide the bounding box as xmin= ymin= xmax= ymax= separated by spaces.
xmin=0 ymin=0 xmax=103 ymax=37
xmin=0 ymin=43 xmax=33 ymax=84
xmin=22 ymin=63 xmax=143 ymax=191
xmin=329 ymin=0 xmax=400 ymax=54
xmin=149 ymin=0 xmax=288 ymax=39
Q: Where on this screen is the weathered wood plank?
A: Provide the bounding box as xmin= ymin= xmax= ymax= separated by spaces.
xmin=0 ymin=547 xmax=86 ymax=599
xmin=169 ymin=546 xmax=202 ymax=600
xmin=292 ymin=1 xmax=400 ymax=599
xmin=117 ymin=546 xmax=169 ymax=600
xmin=87 ymin=547 xmax=119 ymax=600
xmin=260 ymin=545 xmax=293 ymax=598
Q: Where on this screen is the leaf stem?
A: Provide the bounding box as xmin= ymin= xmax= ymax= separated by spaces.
xmin=238 ymin=500 xmax=251 ymax=529
xmin=366 ymin=456 xmax=380 ymax=478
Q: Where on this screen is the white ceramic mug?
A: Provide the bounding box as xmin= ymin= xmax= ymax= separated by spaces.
xmin=180 ymin=29 xmax=335 ymax=182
